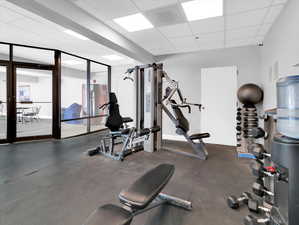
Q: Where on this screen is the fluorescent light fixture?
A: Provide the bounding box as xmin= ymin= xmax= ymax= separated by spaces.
xmin=63 ymin=60 xmax=83 ymax=66
xmin=113 ymin=13 xmax=154 ymax=32
xmin=64 ymin=29 xmax=89 ymax=40
xmin=102 ymin=55 xmax=123 ymax=61
xmin=182 ymin=0 xmax=223 ymax=21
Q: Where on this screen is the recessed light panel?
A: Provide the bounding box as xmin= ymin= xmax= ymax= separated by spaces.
xmin=102 ymin=55 xmax=123 ymax=61
xmin=182 ymin=0 xmax=223 ymax=21
xmin=64 ymin=29 xmax=89 ymax=40
xmin=113 ymin=13 xmax=154 ymax=32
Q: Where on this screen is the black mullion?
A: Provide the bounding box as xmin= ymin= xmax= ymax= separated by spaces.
xmin=86 ymin=60 xmax=91 ymax=133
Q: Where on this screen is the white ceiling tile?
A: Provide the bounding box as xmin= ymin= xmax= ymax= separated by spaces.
xmin=169 ymin=36 xmax=199 ymax=52
xmin=0 ymin=6 xmax=23 ymax=23
xmin=257 ymin=23 xmax=272 ymax=36
xmin=226 ymin=8 xmax=268 ymax=30
xmin=226 ymin=26 xmax=259 ymax=40
xmin=130 ymin=0 xmax=178 ymax=11
xmin=264 ymin=5 xmax=284 ymax=24
xmin=197 ymin=31 xmax=224 ymax=42
xmin=128 ymin=29 xmax=173 ymax=49
xmin=197 ymin=39 xmax=224 ymax=50
xmin=158 ymin=23 xmax=192 ymax=38
xmin=189 ymin=17 xmax=225 ymax=34
xmin=225 ymin=38 xmax=255 ymax=48
xmin=11 ymin=17 xmax=62 ymax=38
xmin=225 ymin=0 xmax=272 ymax=15
xmin=74 ymin=0 xmax=138 ymax=21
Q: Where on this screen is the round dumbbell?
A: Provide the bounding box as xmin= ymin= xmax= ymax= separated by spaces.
xmin=236 ymin=126 xmax=242 ymax=131
xmin=244 ymin=215 xmax=270 ymax=225
xmin=237 ymin=116 xmax=242 ymax=121
xmin=227 ymin=192 xmax=252 ymax=209
xmin=252 ymin=144 xmax=271 ymax=159
xmin=237 ymin=112 xmax=242 ymax=116
xmin=248 ymin=199 xmax=272 ymax=214
xmin=237 ymin=107 xmax=242 ymax=111
xmin=252 ymin=182 xmax=274 ymax=197
xmin=251 ymin=127 xmax=266 ymax=139
xmin=251 ymin=162 xmax=274 ymax=178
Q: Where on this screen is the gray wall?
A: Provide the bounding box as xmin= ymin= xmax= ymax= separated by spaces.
xmin=260 ymin=0 xmax=299 ymax=110
xmin=160 ymin=46 xmax=262 ymax=138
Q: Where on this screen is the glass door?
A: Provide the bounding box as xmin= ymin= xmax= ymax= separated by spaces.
xmin=0 ymin=65 xmax=7 ymax=141
xmin=15 ymin=66 xmax=53 ymax=140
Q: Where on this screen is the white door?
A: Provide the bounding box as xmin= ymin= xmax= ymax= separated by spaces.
xmin=201 ymin=66 xmax=237 ymax=146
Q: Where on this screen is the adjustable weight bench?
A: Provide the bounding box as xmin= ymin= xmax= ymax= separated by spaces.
xmin=83 ymin=164 xmax=192 ymax=225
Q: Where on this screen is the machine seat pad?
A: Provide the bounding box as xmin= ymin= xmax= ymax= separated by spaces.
xmin=189 ymin=133 xmax=210 ymax=140
xmin=119 ymin=164 xmax=175 ymax=210
xmin=122 ymin=117 xmax=133 ymax=123
xmin=85 ymin=204 xmax=133 ymax=225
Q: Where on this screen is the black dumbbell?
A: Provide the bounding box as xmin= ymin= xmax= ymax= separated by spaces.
xmin=237 ymin=116 xmax=242 ymax=121
xmin=248 ymin=199 xmax=272 ymax=214
xmin=251 ymin=127 xmax=266 ymax=139
xmin=251 ymin=162 xmax=274 ymax=178
xmin=237 ymin=112 xmax=242 ymax=116
xmin=237 ymin=107 xmax=242 ymax=111
xmin=252 ymin=144 xmax=271 ymax=159
xmin=227 ymin=192 xmax=252 ymax=209
xmin=244 ymin=215 xmax=270 ymax=225
xmin=236 ymin=126 xmax=242 ymax=131
xmin=252 ymin=182 xmax=274 ymax=197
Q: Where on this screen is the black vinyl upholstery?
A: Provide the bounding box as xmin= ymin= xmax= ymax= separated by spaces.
xmin=105 ymin=93 xmax=133 ymax=132
xmin=119 ymin=164 xmax=175 ymax=210
xmin=85 ymin=204 xmax=132 ymax=225
xmin=170 ymin=100 xmax=189 ymax=133
xmin=105 ymin=93 xmax=124 ymax=131
xmin=189 ymin=133 xmax=210 ymax=140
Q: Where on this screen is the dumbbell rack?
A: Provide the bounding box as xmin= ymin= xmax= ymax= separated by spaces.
xmin=229 ymin=110 xmax=277 ymax=225
xmin=236 ymin=106 xmax=259 ymax=156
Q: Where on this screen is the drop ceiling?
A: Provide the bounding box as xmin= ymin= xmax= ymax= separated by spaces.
xmin=0 ymin=0 xmax=289 ymax=63
xmin=0 ymin=0 xmax=137 ymax=66
xmin=74 ymin=0 xmax=288 ymax=55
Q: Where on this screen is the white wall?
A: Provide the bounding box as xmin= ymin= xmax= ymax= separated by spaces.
xmin=260 ymin=0 xmax=299 ymax=110
xmin=111 ymin=64 xmax=136 ymax=126
xmin=160 ymin=46 xmax=261 ymax=138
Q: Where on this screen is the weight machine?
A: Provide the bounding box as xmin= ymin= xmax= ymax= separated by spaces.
xmin=125 ymin=63 xmax=210 ymax=160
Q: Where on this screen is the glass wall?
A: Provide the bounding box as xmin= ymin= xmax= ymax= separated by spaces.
xmin=60 ymin=53 xmax=109 ymax=138
xmin=90 ymin=62 xmax=108 ymax=132
xmin=0 ymin=44 xmax=9 ymax=61
xmin=0 ymin=42 xmax=110 ymax=141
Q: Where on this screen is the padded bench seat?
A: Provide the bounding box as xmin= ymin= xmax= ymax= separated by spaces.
xmin=85 ymin=204 xmax=132 ymax=225
xmin=189 ymin=133 xmax=210 ymax=140
xmin=119 ymin=164 xmax=174 ymax=210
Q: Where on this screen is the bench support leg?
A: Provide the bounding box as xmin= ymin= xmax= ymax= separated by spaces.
xmin=158 ymin=193 xmax=192 ymax=210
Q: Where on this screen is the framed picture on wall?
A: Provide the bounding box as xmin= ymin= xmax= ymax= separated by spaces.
xmin=18 ymin=85 xmax=31 ymax=102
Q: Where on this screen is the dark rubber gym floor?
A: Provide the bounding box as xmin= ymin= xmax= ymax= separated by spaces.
xmin=0 ymin=134 xmax=254 ymax=225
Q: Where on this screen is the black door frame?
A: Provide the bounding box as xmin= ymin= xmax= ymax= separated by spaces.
xmin=12 ymin=62 xmax=55 ymax=142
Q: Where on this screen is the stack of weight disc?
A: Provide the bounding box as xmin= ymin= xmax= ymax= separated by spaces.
xmin=236 ymin=108 xmax=242 ymax=147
